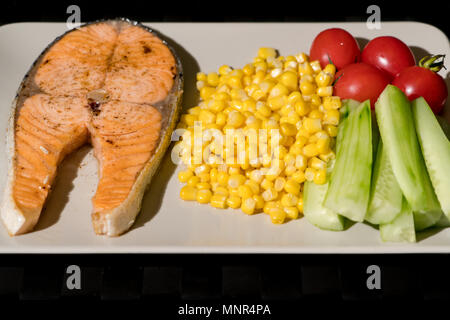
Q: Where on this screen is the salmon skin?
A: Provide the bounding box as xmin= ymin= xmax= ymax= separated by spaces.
xmin=1 ymin=18 xmax=183 ymax=236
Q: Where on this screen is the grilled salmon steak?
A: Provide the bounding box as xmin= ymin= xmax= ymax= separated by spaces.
xmin=1 ymin=19 xmax=183 ymax=236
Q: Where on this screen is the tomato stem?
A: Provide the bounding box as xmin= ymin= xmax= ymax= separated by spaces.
xmin=418 ymin=54 xmax=446 ymax=72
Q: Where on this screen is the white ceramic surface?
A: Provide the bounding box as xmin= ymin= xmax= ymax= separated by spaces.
xmin=0 ymin=22 xmax=448 ymax=253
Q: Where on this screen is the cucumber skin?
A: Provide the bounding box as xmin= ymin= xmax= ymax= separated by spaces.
xmin=366 ymin=140 xmax=403 ymax=225
xmin=324 ymin=100 xmax=373 ymax=222
xmin=380 ymin=197 xmax=416 ymax=243
xmin=375 ymin=85 xmax=441 ymax=230
xmin=412 ymin=97 xmax=450 ymax=218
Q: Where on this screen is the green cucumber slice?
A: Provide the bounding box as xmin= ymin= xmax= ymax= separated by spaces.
xmin=375 ymin=85 xmax=441 ymax=230
xmin=412 ymin=97 xmax=450 ymax=218
xmin=365 ymin=140 xmax=403 ymax=225
xmin=303 ymin=160 xmax=345 ymax=231
xmin=380 ymin=197 xmax=416 ymax=243
xmin=324 ymin=100 xmax=373 ymax=222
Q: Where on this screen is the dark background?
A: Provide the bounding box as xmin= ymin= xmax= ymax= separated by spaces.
xmin=0 ymin=0 xmax=450 ymax=314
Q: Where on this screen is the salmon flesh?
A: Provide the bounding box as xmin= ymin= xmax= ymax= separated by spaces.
xmin=1 ymin=19 xmax=183 ymax=236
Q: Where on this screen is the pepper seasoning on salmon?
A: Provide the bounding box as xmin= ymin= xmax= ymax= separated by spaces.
xmin=1 ymin=20 xmax=182 ymax=236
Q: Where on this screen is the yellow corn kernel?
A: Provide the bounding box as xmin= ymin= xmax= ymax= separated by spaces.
xmin=294 ymin=99 xmax=310 ymax=116
xmin=209 ymin=168 xmax=218 ymax=182
xmin=324 ymin=64 xmax=336 ymax=77
xmin=284 ymin=165 xmax=297 ymax=176
xmin=320 ymin=150 xmax=336 ymax=162
xmin=178 ymin=170 xmax=194 ymax=183
xmin=197 ymin=182 xmax=211 ymax=190
xmin=219 ymin=65 xmax=232 ymax=75
xmin=196 ymin=189 xmax=212 ymax=204
xmin=258 ymin=47 xmax=277 ymax=59
xmin=241 ymin=197 xmax=256 ymax=215
xmin=284 ymin=152 xmax=296 ymax=166
xmin=184 ymin=114 xmax=197 ymax=127
xmin=284 ymin=206 xmax=299 ymax=219
xmin=267 ymin=95 xmax=287 ymax=111
xmin=227 ymin=111 xmax=246 ymax=128
xmin=309 ymin=109 xmax=323 ymax=120
xmin=324 ymin=124 xmax=338 ymax=137
xmin=310 ymin=60 xmax=322 ymax=73
xmin=200 ymin=86 xmax=216 ymax=100
xmin=252 ymin=71 xmax=266 ymax=86
xmin=197 ymin=72 xmax=207 ymax=82
xmin=310 ymin=93 xmax=322 ymax=108
xmin=284 ymin=179 xmax=300 ymax=195
xmin=254 ymin=61 xmax=268 ymax=73
xmin=210 ymin=194 xmax=227 ymax=209
xmin=323 ymin=109 xmax=340 ymax=126
xmin=227 ymin=76 xmax=243 ymax=89
xmin=228 ymin=174 xmax=246 ymax=189
xmin=243 ymin=63 xmax=255 ymax=76
xmin=227 ymin=196 xmax=242 ymax=209
xmin=243 ymin=75 xmax=252 ymax=87
xmin=187 ymin=176 xmax=200 ymax=187
xmin=245 ymin=180 xmax=260 ymax=195
xmin=215 ymin=186 xmax=229 ymax=197
xmin=288 ymin=91 xmax=302 ymax=104
xmin=323 ymin=96 xmax=342 ymax=110
xmin=269 ymin=83 xmax=289 ymax=98
xmin=216 ymin=112 xmax=227 ymax=126
xmin=199 ymin=173 xmax=210 ymax=183
xmin=297 ymin=196 xmax=304 ymax=213
xmin=279 ymin=71 xmax=298 ymax=91
xmin=228 ymin=188 xmax=240 ymax=197
xmin=213 ymin=91 xmax=229 ymax=101
xmin=263 ymin=201 xmax=279 ymax=215
xmin=317 ymin=136 xmax=331 ymax=154
xmin=198 ymin=109 xmax=216 ymax=125
xmin=308 ymin=133 xmax=319 ymax=144
xmin=180 ymin=186 xmax=198 ymax=201
xmin=303 ymin=143 xmax=319 ymax=158
xmin=309 ymin=157 xmax=326 ymax=170
xmin=206 ymin=72 xmax=220 ymax=86
xmin=228 ymin=166 xmax=242 ymax=176
xmin=298 ymin=62 xmax=314 ymax=76
xmin=262 ymin=188 xmax=278 ymax=201
xmin=217 ymin=171 xmax=229 ymax=187
xmin=295 ymin=154 xmax=307 ymax=169
xmin=303 ymin=118 xmax=322 ymax=133
xmin=280 ymin=122 xmax=297 ymax=137
xmin=256 ymin=102 xmax=272 ymax=117
xmin=250 ymin=169 xmax=263 ymax=183
xmin=208 ymin=100 xmax=226 ymax=113
xmin=243 ymin=99 xmax=257 ymax=113
xmin=305 ymin=167 xmax=316 ymax=181
xmin=315 ymin=71 xmax=333 ymax=87
xmin=238 ymin=185 xmax=253 ymax=199
xmin=296 ymin=53 xmax=308 ymax=63
xmin=317 ymin=86 xmax=333 ymax=97
xmin=289 ymin=141 xmax=303 ymax=156
xmin=253 ymin=195 xmax=265 ymax=210
xmin=280 ymin=103 xmax=295 ymax=117
xmin=274 ymin=177 xmax=286 ymax=192
xmin=281 ymin=193 xmax=299 ymax=207
xmin=314 ymin=169 xmax=327 ymax=185
xmin=270 ymin=208 xmax=286 ymax=224
xmin=291 ymin=170 xmax=306 ymax=184
xmin=300 ymin=81 xmax=316 ymax=95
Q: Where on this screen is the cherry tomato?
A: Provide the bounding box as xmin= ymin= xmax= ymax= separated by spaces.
xmin=392 ymin=55 xmax=447 ymax=114
xmin=334 ymin=63 xmax=390 ymax=108
xmin=310 ymin=28 xmax=361 ymax=70
xmin=361 ymin=36 xmax=415 ymax=80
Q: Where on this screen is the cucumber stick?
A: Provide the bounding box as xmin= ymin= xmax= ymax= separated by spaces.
xmin=375 ymin=85 xmax=441 ymax=230
xmin=380 ymin=197 xmax=416 ymax=243
xmin=324 ymin=100 xmax=373 ymax=222
xmin=412 ymin=97 xmax=450 ymax=218
xmin=366 ymin=140 xmax=403 ymax=225
xmin=303 ymin=160 xmax=345 ymax=231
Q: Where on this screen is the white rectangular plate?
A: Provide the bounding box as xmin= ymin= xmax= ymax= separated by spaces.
xmin=0 ymin=22 xmax=449 ymax=253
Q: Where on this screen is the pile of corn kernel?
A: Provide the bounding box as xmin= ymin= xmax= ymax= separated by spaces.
xmin=176 ymin=47 xmax=342 ymax=224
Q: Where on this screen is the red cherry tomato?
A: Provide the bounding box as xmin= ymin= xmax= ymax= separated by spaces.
xmin=334 ymin=63 xmax=390 ymax=108
xmin=361 ymin=36 xmax=416 ymax=80
xmin=310 ymin=28 xmax=361 ymax=70
xmin=392 ymin=61 xmax=447 ymax=114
